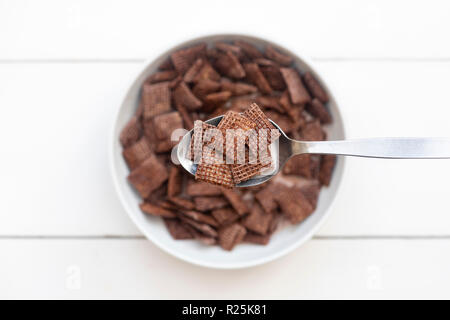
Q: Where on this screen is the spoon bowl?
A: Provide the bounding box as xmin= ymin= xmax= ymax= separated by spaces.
xmin=176 ymin=116 xmax=291 ymax=187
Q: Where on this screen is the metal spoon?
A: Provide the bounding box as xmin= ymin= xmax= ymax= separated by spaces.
xmin=176 ymin=115 xmax=450 ymax=187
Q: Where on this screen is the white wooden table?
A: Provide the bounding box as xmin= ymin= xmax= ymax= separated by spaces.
xmin=1 ymin=0 xmax=450 ymax=299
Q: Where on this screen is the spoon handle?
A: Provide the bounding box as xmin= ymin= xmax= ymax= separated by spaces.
xmin=297 ymin=137 xmax=450 ymax=159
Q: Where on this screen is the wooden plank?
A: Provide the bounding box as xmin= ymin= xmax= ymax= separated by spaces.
xmin=0 ymin=63 xmax=142 ymax=236
xmin=317 ymin=61 xmax=450 ymax=236
xmin=1 ymin=0 xmax=450 ymax=59
xmin=1 ymin=239 xmax=449 ymax=299
xmin=0 ymin=61 xmax=449 ymax=236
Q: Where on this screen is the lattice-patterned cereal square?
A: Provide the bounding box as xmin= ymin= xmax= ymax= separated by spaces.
xmin=195 ymin=153 xmax=234 ymax=188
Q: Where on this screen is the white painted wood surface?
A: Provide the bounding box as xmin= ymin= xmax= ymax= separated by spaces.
xmin=1 ymin=0 xmax=450 ymax=59
xmin=1 ymin=0 xmax=450 ymax=299
xmin=1 ymin=62 xmax=449 ymax=236
xmin=2 ymin=239 xmax=450 ymax=299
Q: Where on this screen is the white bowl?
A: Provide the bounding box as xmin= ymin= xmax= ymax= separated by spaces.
xmin=110 ymin=34 xmax=346 ymax=269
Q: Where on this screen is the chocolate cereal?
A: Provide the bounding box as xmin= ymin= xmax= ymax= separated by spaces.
xmin=120 ymin=40 xmax=336 ymax=250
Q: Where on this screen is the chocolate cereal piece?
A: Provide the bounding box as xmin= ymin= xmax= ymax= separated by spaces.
xmin=275 ymin=187 xmax=314 ymax=224
xmin=180 ymin=217 xmax=218 ymax=238
xmin=174 ymin=101 xmax=194 ymax=130
xmin=218 ymin=110 xmax=256 ymax=138
xmin=168 ymin=75 xmax=183 ymax=89
xmin=159 ymin=200 xmax=178 ymax=211
xmin=155 ymin=140 xmax=176 ymax=153
xmin=218 ymin=111 xmax=257 ymax=161
xmin=128 ymin=155 xmax=168 ymax=199
xmin=302 ymin=120 xmax=325 ymax=141
xmin=231 ymin=161 xmax=263 ymax=183
xmin=291 ymin=107 xmax=307 ymax=132
xmin=204 ymin=91 xmax=232 ymax=106
xmin=142 ymin=82 xmax=172 ymax=119
xmin=189 ymin=120 xmax=218 ymax=162
xmin=244 ymin=232 xmax=270 ymax=245
xmin=206 ymin=47 xmax=220 ymax=60
xmin=182 ymin=223 xmax=217 ymax=245
xmin=188 ymin=227 xmax=217 ymax=245
xmin=255 ymin=182 xmax=282 ymax=213
xmin=243 ymin=63 xmax=272 ymax=95
xmin=298 ymin=183 xmax=321 ymax=209
xmin=214 ymin=51 xmax=246 ymax=79
xmin=145 ymin=183 xmax=167 ymax=204
xmin=220 ymin=80 xmax=258 ymax=96
xmin=215 ymin=42 xmax=244 ymax=58
xmin=234 ymin=40 xmax=263 ymax=59
xmin=159 ymin=58 xmax=174 ymax=71
xmin=264 ymin=110 xmax=296 ymax=134
xmin=242 ymin=103 xmax=280 ymax=142
xmin=140 ymin=202 xmax=176 ymax=218
xmin=156 ymin=137 xmax=181 ymax=154
xmin=193 ymin=62 xmax=221 ymax=83
xmin=194 ymin=196 xmax=229 ymax=212
xmin=280 ymin=68 xmax=311 ymax=105
xmin=173 ymin=82 xmax=203 ymax=111
xmin=218 ymin=223 xmax=247 ymax=251
xmin=265 ymin=45 xmax=293 ymax=66
xmin=181 ymin=210 xmax=219 ymax=227
xmin=221 ymin=189 xmax=249 ymax=216
xmin=319 ymin=155 xmax=336 ymax=186
xmin=145 ymin=70 xmax=178 ymax=84
xmin=153 ymin=111 xmax=183 ymax=140
xmin=242 ymin=202 xmax=273 ymax=235
xmin=283 ymin=154 xmax=320 ymax=179
xmin=268 ymin=213 xmax=282 ymax=234
xmin=230 ymin=154 xmax=268 ymax=185
xmin=122 ymin=137 xmax=152 ymax=170
xmin=192 ymin=79 xmax=221 ymax=100
xmin=183 ymin=58 xmax=204 ymax=83
xmin=186 ymin=180 xmax=223 ymax=196
xmin=192 ymin=113 xmax=202 ymax=122
xmin=167 ymin=166 xmax=182 ymax=197
xmin=212 ymin=208 xmax=240 ymax=226
xmin=303 ymin=72 xmax=329 ymax=103
xmin=229 ymin=96 xmax=254 ymax=113
xmin=170 ymin=43 xmax=207 ymax=74
xmin=306 ymin=98 xmax=331 ymax=124
xmin=261 ymin=65 xmax=286 ymax=91
xmin=243 ymin=104 xmax=279 ymax=162
xmin=218 ymin=110 xmax=256 ymax=132
xmin=164 ymin=219 xmax=194 ymax=240
xmin=254 ymin=58 xmax=278 ymax=67
xmin=255 ymin=95 xmax=285 ymax=114
xmin=279 ymin=90 xmax=305 ymax=122
xmin=279 ymin=92 xmax=306 ymax=133
xmin=169 ymin=196 xmax=195 ymax=210
xmin=120 ymin=116 xmax=141 ymax=148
